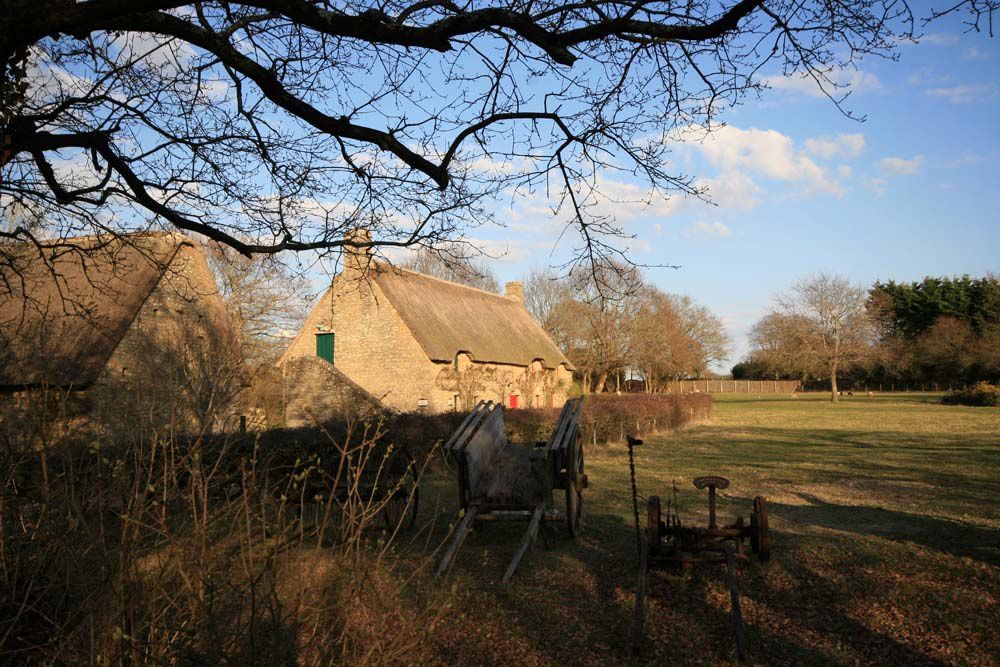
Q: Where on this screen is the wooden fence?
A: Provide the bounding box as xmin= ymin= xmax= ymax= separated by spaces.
xmin=663 ymin=379 xmax=801 ymax=394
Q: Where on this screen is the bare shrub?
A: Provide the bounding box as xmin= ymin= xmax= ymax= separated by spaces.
xmin=0 ymin=404 xmax=441 ymax=664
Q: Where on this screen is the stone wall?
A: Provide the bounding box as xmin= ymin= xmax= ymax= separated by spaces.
xmin=280 ymin=356 xmax=385 ymax=427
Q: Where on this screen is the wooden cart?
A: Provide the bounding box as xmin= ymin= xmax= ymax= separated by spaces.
xmin=435 ymin=398 xmax=587 ymax=583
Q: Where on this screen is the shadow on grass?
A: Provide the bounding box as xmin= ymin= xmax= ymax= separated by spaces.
xmin=660 ymin=426 xmax=1000 ymax=507
xmin=426 ymin=493 xmax=957 ymax=665
xmin=761 ymin=493 xmax=1000 ymax=566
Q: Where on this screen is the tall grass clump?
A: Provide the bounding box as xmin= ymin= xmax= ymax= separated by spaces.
xmin=0 ymin=389 xmax=447 ymax=665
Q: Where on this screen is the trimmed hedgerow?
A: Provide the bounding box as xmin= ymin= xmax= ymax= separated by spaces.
xmin=385 ymin=393 xmax=713 ymax=449
xmin=181 ymin=393 xmax=714 ymax=465
xmin=575 ymin=393 xmax=712 ymax=446
xmin=942 ymin=382 xmax=1000 ymax=407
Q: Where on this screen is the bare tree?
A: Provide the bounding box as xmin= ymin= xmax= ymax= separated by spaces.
xmin=4 ymin=0 xmax=983 ymax=276
xmin=398 ymin=246 xmax=499 ymax=293
xmin=748 ymin=312 xmax=825 ymax=380
xmin=669 ymin=294 xmax=730 ymax=374
xmin=204 ymin=242 xmax=312 ymax=366
xmin=759 ymin=273 xmax=874 ymax=401
xmin=630 ymin=286 xmax=726 ymax=389
xmin=523 ymin=267 xmax=571 ymax=328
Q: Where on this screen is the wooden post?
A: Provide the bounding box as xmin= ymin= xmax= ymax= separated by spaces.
xmin=724 ymin=544 xmax=746 ymax=661
xmin=631 ymin=540 xmax=649 ymax=656
xmin=503 ymin=506 xmax=543 ymax=584
xmin=435 ymin=506 xmax=478 ymax=578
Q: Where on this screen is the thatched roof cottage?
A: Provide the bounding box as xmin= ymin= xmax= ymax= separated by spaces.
xmin=279 ymin=239 xmax=573 ymax=416
xmin=0 ymin=232 xmax=239 ymax=430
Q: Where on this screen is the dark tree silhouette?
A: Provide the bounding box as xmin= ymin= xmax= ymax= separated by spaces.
xmin=1 ymin=1 xmax=994 ymax=270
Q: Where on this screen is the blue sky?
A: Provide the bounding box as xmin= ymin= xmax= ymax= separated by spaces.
xmin=452 ymin=24 xmax=1000 ymax=372
xmin=30 ymin=10 xmax=996 ymax=376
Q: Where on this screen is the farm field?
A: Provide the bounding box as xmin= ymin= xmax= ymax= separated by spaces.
xmin=419 ymin=393 xmax=1000 ymax=666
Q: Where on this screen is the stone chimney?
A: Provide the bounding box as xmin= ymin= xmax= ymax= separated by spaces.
xmin=343 ymin=227 xmax=373 ymax=274
xmin=505 ymin=281 xmax=525 ymax=305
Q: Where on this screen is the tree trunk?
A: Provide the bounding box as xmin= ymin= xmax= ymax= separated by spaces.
xmin=830 ymin=365 xmax=839 ymax=402
xmin=594 ymin=371 xmax=608 ymax=394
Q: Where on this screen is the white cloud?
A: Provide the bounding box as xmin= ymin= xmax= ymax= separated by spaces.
xmin=691 ymin=126 xmax=844 ymax=198
xmin=864 ymin=177 xmax=888 ymax=197
xmin=466 ymin=237 xmax=535 ymax=263
xmin=587 ymin=173 xmax=687 ymax=220
xmin=962 ymin=46 xmax=990 ymax=61
xmin=697 ymin=127 xmax=811 ymax=180
xmin=925 ymin=83 xmax=999 ymax=104
xmin=879 ymin=156 xmax=924 ymax=176
xmin=837 ymin=165 xmax=854 ymax=179
xmin=804 ymin=133 xmax=866 ymax=160
xmin=764 ymin=67 xmax=881 ymax=98
xmin=907 ymin=67 xmax=952 ymax=86
xmin=684 ymin=221 xmax=731 ymax=239
xmin=696 ymin=171 xmax=764 ymax=211
xmin=945 ymin=153 xmax=990 ymax=168
xmin=918 ymin=33 xmax=960 ymax=46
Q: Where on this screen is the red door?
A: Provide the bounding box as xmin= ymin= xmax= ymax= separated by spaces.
xmin=509 ymin=394 xmax=519 ymax=409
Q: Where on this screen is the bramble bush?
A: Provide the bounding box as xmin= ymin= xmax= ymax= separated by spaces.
xmin=942 ymin=382 xmax=1000 ymax=407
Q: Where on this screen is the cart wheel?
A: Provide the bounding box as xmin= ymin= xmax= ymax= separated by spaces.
xmin=751 ymin=496 xmax=770 ymax=562
xmin=383 ymin=448 xmax=420 ymax=531
xmin=647 ymin=496 xmax=662 ymax=555
xmin=565 ymin=435 xmax=585 ymax=537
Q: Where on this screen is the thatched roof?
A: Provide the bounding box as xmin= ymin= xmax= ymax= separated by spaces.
xmin=371 ymin=265 xmax=573 ymax=370
xmin=0 ymin=233 xmax=191 ymax=387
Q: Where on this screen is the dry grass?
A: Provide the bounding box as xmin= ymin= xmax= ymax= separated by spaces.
xmin=418 ymin=393 xmax=1000 ymax=665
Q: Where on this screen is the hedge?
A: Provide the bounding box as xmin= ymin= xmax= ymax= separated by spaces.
xmin=942 ymin=382 xmax=1000 ymax=407
xmin=385 ymin=392 xmax=712 ymax=451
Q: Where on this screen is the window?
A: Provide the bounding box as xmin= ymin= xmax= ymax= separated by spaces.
xmin=315 ymin=332 xmax=335 ymax=364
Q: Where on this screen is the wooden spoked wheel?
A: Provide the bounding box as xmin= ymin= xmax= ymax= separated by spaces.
xmin=565 ymin=435 xmax=585 ymax=537
xmin=750 ymin=496 xmax=770 ymax=562
xmin=647 ymin=495 xmax=662 ymax=555
xmin=382 ymin=448 xmax=420 ymax=531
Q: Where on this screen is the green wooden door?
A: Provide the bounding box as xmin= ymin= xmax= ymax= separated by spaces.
xmin=316 ymin=333 xmax=334 ymax=364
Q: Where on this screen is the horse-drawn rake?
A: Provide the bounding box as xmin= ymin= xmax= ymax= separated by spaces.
xmin=435 ymin=397 xmax=587 ymax=583
xmin=627 ymin=436 xmax=771 ymax=660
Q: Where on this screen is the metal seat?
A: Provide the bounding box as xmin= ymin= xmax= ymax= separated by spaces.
xmin=693 ymin=475 xmax=730 ymax=490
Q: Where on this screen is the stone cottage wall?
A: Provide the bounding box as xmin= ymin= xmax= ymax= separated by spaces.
xmin=325 ymin=272 xmax=446 ymax=412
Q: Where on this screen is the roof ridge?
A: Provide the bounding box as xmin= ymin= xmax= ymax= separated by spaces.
xmin=375 ymin=261 xmax=512 ymax=301
xmin=17 ymin=230 xmax=189 ymax=245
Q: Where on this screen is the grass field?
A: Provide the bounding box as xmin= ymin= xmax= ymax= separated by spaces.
xmin=420 ymin=393 xmax=1000 ymax=665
